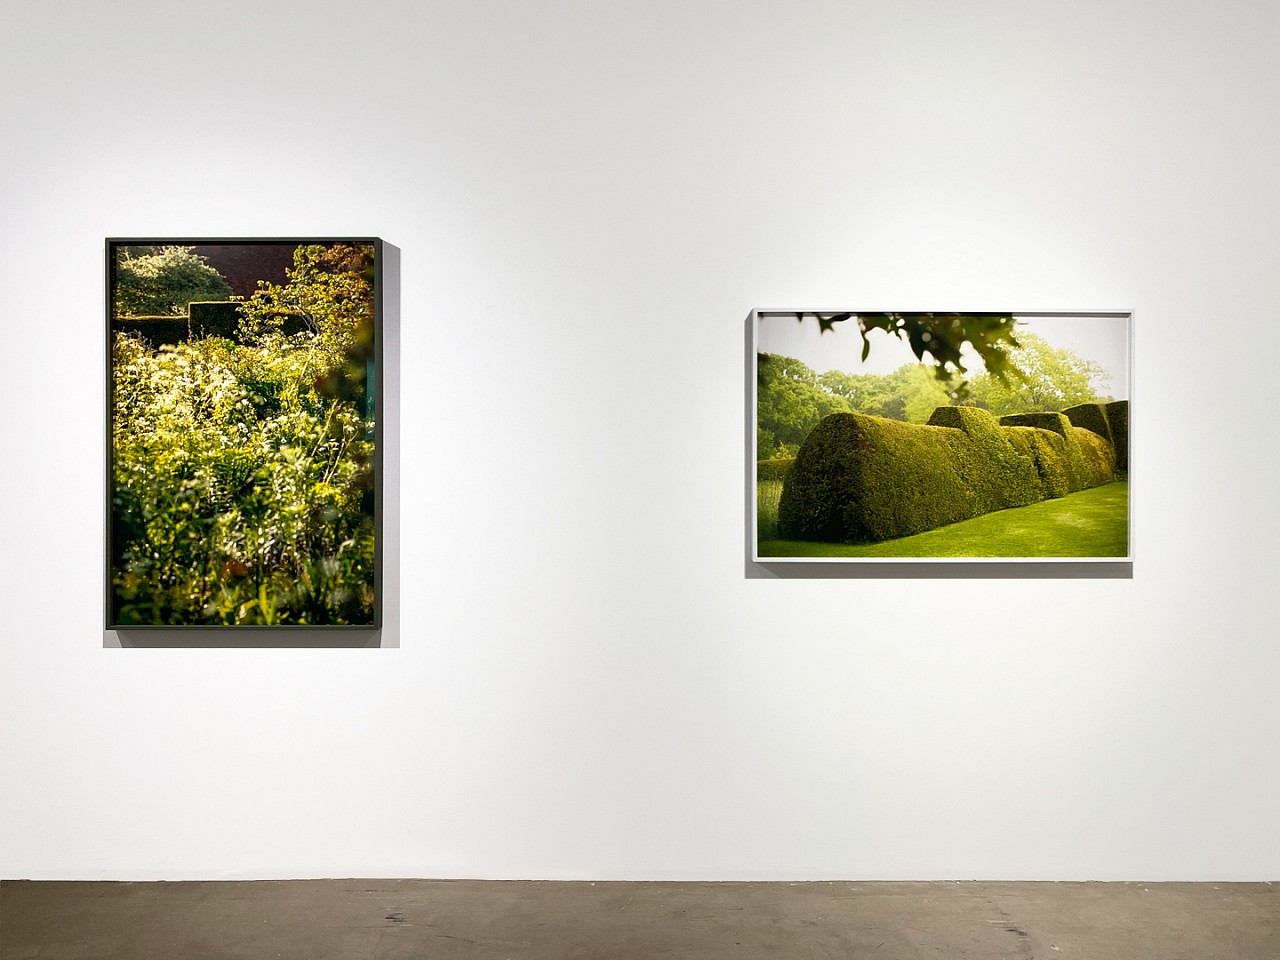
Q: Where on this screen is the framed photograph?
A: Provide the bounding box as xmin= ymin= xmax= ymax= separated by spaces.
xmin=107 ymin=239 xmax=382 ymax=627
xmin=752 ymin=310 xmax=1131 ymax=563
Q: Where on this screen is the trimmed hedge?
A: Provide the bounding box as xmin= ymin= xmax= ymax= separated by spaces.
xmin=925 ymin=406 xmax=1043 ymax=512
xmin=188 ymin=301 xmax=244 ymax=339
xmin=999 ymin=411 xmax=1070 ymax=437
xmin=757 ymin=457 xmax=795 ymax=483
xmin=1004 ymin=426 xmax=1070 ymax=499
xmin=1073 ymin=428 xmax=1116 ymax=487
xmin=779 ymin=405 xmax=1120 ymax=544
xmin=999 ymin=412 xmax=1115 ymax=492
xmin=778 ymin=414 xmax=968 ymax=543
xmin=112 ymin=315 xmax=190 ymax=348
xmin=1106 ymin=399 xmax=1129 ymax=472
xmin=1063 ymin=402 xmax=1113 ymax=446
xmin=114 ymin=302 xmax=312 ymax=347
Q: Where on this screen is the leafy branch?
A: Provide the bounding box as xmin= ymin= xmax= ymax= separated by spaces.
xmin=795 ymin=312 xmax=1020 ymax=399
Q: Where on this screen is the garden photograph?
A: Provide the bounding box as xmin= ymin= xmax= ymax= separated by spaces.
xmin=108 ymin=239 xmax=380 ymax=626
xmin=755 ymin=311 xmax=1130 ymax=560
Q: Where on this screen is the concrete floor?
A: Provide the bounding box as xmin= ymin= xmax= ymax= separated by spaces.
xmin=1 ymin=879 xmax=1275 ymax=959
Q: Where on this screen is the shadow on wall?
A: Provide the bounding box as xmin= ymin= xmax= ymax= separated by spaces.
xmin=107 ymin=629 xmax=382 ymax=649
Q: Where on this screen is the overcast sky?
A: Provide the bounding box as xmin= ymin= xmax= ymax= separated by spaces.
xmin=756 ymin=312 xmax=1130 ymax=399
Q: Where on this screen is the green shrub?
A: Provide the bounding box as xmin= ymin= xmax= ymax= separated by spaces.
xmin=999 ymin=412 xmax=1109 ymax=492
xmin=1004 ymin=426 xmax=1069 ymax=499
xmin=112 ymin=245 xmax=232 ymax=316
xmin=1063 ymin=402 xmax=1114 ymax=446
xmin=998 ymin=411 xmax=1071 ymax=437
xmin=1073 ymin=427 xmax=1117 ymax=486
xmin=925 ymin=406 xmax=1043 ymax=512
xmin=117 ymin=302 xmax=313 ymax=347
xmin=111 ymin=316 xmax=191 ymax=348
xmin=780 ymin=405 xmax=1119 ymax=544
xmin=780 ymin=413 xmax=953 ymax=542
xmin=757 ymin=480 xmax=784 ymax=540
xmin=187 ymin=301 xmax=243 ymax=340
xmin=111 ymin=327 xmax=376 ymax=625
xmin=757 ymin=458 xmax=795 ymax=483
xmin=1106 ymin=399 xmax=1129 ymax=472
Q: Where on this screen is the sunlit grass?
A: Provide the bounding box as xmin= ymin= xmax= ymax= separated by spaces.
xmin=756 ymin=479 xmax=784 ymax=540
xmin=758 ymin=481 xmax=1128 ymax=558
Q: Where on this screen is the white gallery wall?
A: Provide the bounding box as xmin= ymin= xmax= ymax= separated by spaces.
xmin=2 ymin=0 xmax=1277 ymax=880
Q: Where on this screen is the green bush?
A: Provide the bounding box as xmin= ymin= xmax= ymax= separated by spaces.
xmin=925 ymin=406 xmax=1043 ymax=512
xmin=1004 ymin=427 xmax=1069 ymax=499
xmin=757 ymin=458 xmax=795 ymax=483
xmin=111 ymin=332 xmax=376 ymax=625
xmin=111 ymin=316 xmax=191 ymax=348
xmin=998 ymin=411 xmax=1071 ymax=437
xmin=1074 ymin=428 xmax=1116 ymax=486
xmin=757 ymin=479 xmax=784 ymax=540
xmin=1063 ymin=402 xmax=1113 ymax=446
xmin=187 ymin=301 xmax=243 ymax=340
xmin=778 ymin=412 xmax=993 ymax=543
xmin=1106 ymin=399 xmax=1129 ymax=472
xmin=117 ymin=302 xmax=313 ymax=347
xmin=113 ymin=245 xmax=232 ymax=316
xmin=1000 ymin=411 xmax=1114 ymax=491
xmin=779 ymin=405 xmax=1119 ymax=544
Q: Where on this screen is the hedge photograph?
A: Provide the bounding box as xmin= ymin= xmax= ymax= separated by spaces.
xmin=107 ymin=239 xmax=380 ymax=626
xmin=754 ymin=311 xmax=1130 ymax=560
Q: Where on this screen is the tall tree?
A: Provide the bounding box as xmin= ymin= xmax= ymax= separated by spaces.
xmin=113 ymin=246 xmax=232 ymax=316
xmin=757 ymin=353 xmax=852 ymax=457
xmin=966 ymin=333 xmax=1110 ymax=414
xmin=237 ymin=243 xmax=377 ymax=407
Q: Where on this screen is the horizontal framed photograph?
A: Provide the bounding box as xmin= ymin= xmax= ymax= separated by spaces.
xmin=752 ymin=310 xmax=1131 ymax=563
xmin=106 ymin=239 xmax=382 ymax=627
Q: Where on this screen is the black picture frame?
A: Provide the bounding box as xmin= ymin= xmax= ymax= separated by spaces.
xmin=105 ymin=238 xmax=383 ymax=630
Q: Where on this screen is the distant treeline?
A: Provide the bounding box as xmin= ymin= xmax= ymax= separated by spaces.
xmin=757 ymin=335 xmax=1112 ymax=459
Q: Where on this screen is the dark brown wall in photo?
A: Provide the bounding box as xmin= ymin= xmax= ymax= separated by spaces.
xmin=192 ymin=244 xmax=297 ymax=298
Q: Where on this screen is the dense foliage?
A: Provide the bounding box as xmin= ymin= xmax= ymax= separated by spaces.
xmin=757 ymin=354 xmax=952 ymax=459
xmin=758 ymin=330 xmax=1114 ymax=461
xmin=1105 ymin=400 xmax=1129 ymax=473
xmin=113 ymin=246 xmax=233 ymax=317
xmin=1062 ymin=402 xmax=1113 ymax=446
xmin=777 ymin=406 xmax=1117 ymax=544
xmin=791 ymin=312 xmax=1021 ymax=395
xmin=756 ymin=458 xmax=795 ymax=483
xmin=111 ymin=244 xmax=377 ymax=625
xmin=965 ymin=334 xmax=1110 ymax=415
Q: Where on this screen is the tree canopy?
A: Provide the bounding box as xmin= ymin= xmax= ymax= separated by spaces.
xmin=237 ymin=243 xmax=377 ymax=406
xmin=112 ymin=246 xmax=233 ymax=317
xmin=758 ymin=332 xmax=1115 ymax=459
xmin=965 ymin=333 xmax=1111 ymax=415
xmin=758 ymin=354 xmax=956 ymax=458
xmin=791 ymin=312 xmax=1021 ymax=397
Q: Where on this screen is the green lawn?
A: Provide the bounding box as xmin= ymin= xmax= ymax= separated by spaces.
xmin=758 ymin=480 xmax=1128 ymax=558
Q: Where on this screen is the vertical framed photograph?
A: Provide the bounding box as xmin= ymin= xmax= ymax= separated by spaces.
xmin=107 ymin=239 xmax=382 ymax=627
xmin=753 ymin=310 xmax=1131 ymax=563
